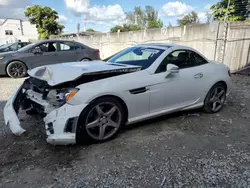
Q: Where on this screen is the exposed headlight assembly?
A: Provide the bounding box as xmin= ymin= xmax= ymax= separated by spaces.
xmin=47 ymin=88 xmax=79 ymax=106
xmin=61 ymin=88 xmax=79 ymax=103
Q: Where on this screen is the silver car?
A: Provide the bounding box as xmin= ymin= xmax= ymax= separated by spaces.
xmin=0 ymin=39 xmax=100 ymax=78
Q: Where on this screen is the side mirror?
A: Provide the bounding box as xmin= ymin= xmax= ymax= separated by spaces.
xmin=32 ymin=47 xmax=42 ymax=54
xmin=167 ymin=64 xmax=179 ymax=73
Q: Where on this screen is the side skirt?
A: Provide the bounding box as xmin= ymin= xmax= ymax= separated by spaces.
xmin=126 ymin=101 xmax=204 ymax=125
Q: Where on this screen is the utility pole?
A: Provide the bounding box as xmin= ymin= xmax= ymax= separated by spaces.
xmin=77 ymin=23 xmax=80 ymax=34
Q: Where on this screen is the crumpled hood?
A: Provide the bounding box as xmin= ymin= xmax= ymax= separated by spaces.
xmin=28 ymin=61 xmax=141 ymax=86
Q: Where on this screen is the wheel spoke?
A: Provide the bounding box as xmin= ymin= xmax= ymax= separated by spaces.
xmin=96 ymin=105 xmax=103 ymax=116
xmin=218 ymin=90 xmax=225 ymax=98
xmin=99 ymin=125 xmax=105 ymax=139
xmin=86 ymin=119 xmax=99 ymax=128
xmin=217 ymin=99 xmax=223 ymax=106
xmin=105 ymin=106 xmax=117 ymax=118
xmin=214 ymin=88 xmax=218 ymax=95
xmin=212 ymin=102 xmax=217 ymax=111
xmin=210 ymin=96 xmax=215 ymax=102
xmin=107 ymin=119 xmax=119 ymax=128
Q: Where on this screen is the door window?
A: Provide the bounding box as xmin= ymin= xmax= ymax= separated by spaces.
xmin=59 ymin=41 xmax=81 ymax=51
xmin=189 ymin=52 xmax=208 ymax=66
xmin=37 ymin=42 xmax=57 ymax=52
xmin=156 ymin=50 xmax=208 ymax=73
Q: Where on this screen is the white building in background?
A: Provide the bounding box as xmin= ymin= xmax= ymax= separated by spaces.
xmin=0 ymin=18 xmax=38 ymax=45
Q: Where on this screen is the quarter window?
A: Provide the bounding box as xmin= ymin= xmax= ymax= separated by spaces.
xmin=156 ymin=50 xmax=208 ymax=73
xmin=59 ymin=42 xmax=81 ymax=51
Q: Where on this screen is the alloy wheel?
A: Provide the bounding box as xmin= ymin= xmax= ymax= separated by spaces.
xmin=209 ymin=86 xmax=226 ymax=112
xmin=9 ymin=62 xmax=26 ymax=78
xmin=85 ymin=102 xmax=121 ymax=140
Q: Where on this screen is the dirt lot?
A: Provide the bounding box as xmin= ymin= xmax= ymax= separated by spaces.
xmin=0 ymin=74 xmax=250 ymax=188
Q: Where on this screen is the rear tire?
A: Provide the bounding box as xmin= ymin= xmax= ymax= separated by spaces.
xmin=6 ymin=61 xmax=27 ymax=78
xmin=76 ymin=97 xmax=126 ymax=144
xmin=203 ymin=83 xmax=226 ymax=113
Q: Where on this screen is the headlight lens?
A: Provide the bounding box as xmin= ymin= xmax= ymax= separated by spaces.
xmin=0 ymin=57 xmax=4 ymax=60
xmin=59 ymin=88 xmax=79 ymax=103
xmin=65 ymin=89 xmax=79 ymax=102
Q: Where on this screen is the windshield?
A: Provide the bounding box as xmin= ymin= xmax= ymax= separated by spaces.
xmin=18 ymin=43 xmax=36 ymax=52
xmin=0 ymin=43 xmax=14 ymax=50
xmin=107 ymin=46 xmax=164 ymax=70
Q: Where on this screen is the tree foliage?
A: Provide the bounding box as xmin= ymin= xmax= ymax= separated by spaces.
xmin=177 ymin=12 xmax=199 ymax=26
xmin=86 ymin=28 xmax=95 ymax=32
xmin=25 ymin=5 xmax=64 ymax=39
xmin=110 ymin=5 xmax=163 ymax=32
xmin=145 ymin=6 xmax=163 ymax=29
xmin=211 ymin=0 xmax=249 ymax=21
xmin=110 ymin=24 xmax=141 ymax=32
xmin=206 ymin=12 xmax=213 ymax=23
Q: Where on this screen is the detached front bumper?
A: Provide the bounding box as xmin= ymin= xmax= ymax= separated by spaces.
xmin=3 ymin=83 xmax=87 ymax=145
xmin=4 ymin=84 xmax=26 ymax=135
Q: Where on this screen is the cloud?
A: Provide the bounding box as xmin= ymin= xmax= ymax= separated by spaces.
xmin=162 ymin=1 xmax=193 ymax=17
xmin=58 ymin=15 xmax=68 ymax=24
xmin=197 ymin=4 xmax=213 ymax=23
xmin=64 ymin=0 xmax=89 ymax=16
xmin=64 ymin=0 xmax=126 ymax=26
xmin=198 ymin=12 xmax=207 ymax=22
xmin=0 ymin=0 xmax=32 ymax=19
xmin=204 ymin=4 xmax=212 ymax=11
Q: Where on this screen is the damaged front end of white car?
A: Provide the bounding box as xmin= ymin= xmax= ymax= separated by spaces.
xmin=3 ymin=61 xmax=141 ymax=145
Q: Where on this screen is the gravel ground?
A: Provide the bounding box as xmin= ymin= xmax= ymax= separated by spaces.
xmin=0 ymin=74 xmax=250 ymax=188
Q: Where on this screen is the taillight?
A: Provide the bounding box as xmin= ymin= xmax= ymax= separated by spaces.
xmin=95 ymin=50 xmax=100 ymax=55
xmin=228 ymin=70 xmax=231 ymax=77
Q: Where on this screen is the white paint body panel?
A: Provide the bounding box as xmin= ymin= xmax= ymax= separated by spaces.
xmin=4 ymin=44 xmax=232 ymax=145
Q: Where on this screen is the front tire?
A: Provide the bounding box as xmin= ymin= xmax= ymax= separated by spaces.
xmin=203 ymin=83 xmax=227 ymax=113
xmin=6 ymin=61 xmax=27 ymax=78
xmin=76 ymin=97 xmax=126 ymax=144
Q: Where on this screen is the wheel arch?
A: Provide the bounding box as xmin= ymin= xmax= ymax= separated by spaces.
xmin=82 ymin=94 xmax=129 ymax=123
xmin=91 ymin=95 xmax=128 ymax=122
xmin=80 ymin=57 xmax=91 ymax=61
xmin=213 ymin=81 xmax=227 ymax=92
xmin=203 ymin=80 xmax=228 ymax=103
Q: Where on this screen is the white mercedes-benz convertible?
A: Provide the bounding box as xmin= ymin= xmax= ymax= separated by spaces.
xmin=4 ymin=43 xmax=232 ymax=145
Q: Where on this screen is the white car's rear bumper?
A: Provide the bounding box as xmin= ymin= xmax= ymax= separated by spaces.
xmin=3 ymin=84 xmax=87 ymax=145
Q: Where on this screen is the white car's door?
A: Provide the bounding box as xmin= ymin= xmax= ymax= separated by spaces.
xmin=149 ymin=49 xmax=209 ymax=113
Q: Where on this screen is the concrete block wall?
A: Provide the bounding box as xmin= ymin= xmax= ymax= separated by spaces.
xmin=57 ymin=21 xmax=250 ymax=71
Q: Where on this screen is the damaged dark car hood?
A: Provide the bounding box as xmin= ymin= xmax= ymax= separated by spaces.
xmin=28 ymin=61 xmax=141 ymax=86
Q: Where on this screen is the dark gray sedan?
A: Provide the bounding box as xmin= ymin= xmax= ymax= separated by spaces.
xmin=0 ymin=39 xmax=100 ymax=78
